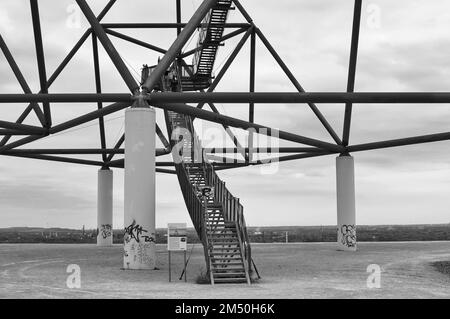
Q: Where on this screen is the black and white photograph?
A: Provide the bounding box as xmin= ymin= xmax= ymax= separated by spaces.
xmin=0 ymin=0 xmax=450 ymax=307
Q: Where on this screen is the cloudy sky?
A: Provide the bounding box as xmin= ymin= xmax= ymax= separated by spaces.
xmin=1 ymin=0 xmax=450 ymax=230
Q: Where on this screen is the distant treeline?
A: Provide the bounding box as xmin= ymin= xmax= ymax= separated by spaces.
xmin=1 ymin=224 xmax=449 ymax=244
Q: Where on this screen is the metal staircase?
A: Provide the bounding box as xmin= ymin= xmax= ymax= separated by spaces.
xmin=143 ymin=0 xmax=254 ymax=284
xmin=165 ymin=110 xmax=252 ymax=284
xmin=141 ymin=0 xmax=233 ymax=92
xmin=206 ymin=205 xmax=251 ymax=284
xmin=193 ymin=0 xmax=233 ymax=78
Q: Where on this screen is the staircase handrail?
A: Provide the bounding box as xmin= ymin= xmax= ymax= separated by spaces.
xmin=169 ymin=111 xmax=253 ymax=275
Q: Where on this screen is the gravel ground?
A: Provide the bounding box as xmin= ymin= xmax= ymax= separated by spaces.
xmin=432 ymin=261 xmax=450 ymax=276
xmin=0 ymin=242 xmax=449 ymax=298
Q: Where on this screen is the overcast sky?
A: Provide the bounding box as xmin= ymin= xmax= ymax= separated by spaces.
xmin=1 ymin=0 xmax=450 ymax=229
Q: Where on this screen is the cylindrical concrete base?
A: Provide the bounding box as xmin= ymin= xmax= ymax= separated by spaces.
xmin=123 ymin=107 xmax=156 ymax=270
xmin=336 ymin=155 xmax=356 ymax=251
xmin=97 ymin=168 xmax=113 ymax=246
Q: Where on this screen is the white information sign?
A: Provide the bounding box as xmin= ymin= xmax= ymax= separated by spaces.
xmin=167 ymin=223 xmax=187 ymax=251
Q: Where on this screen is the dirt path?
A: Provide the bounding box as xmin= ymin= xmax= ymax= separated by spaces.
xmin=0 ymin=242 xmax=449 ymax=298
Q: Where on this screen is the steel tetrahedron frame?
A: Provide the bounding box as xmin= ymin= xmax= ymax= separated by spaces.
xmin=0 ymin=0 xmax=449 ymax=262
xmin=0 ymin=0 xmax=450 ymax=166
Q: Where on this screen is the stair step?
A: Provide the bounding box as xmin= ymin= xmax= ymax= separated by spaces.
xmin=210 ymin=254 xmax=242 ymax=259
xmin=213 ymin=243 xmax=240 ymax=250
xmin=208 ymin=231 xmax=237 ymax=234
xmin=210 ymin=242 xmax=238 ymax=245
xmin=212 ymin=251 xmax=240 ymax=255
xmin=209 ymin=249 xmax=241 ymax=257
xmin=212 ymin=246 xmax=239 ymax=250
xmin=213 ymin=266 xmax=245 ymax=270
xmin=213 ymin=272 xmax=246 ymax=277
xmin=209 ymin=231 xmax=235 ymax=234
xmin=208 ymin=222 xmax=236 ymax=230
xmin=207 ymin=224 xmax=235 ymax=227
xmin=209 ymin=236 xmax=238 ymax=240
xmin=213 ymin=278 xmax=248 ymax=283
xmin=210 ymin=253 xmax=241 ymax=257
xmin=213 ymin=269 xmax=246 ymax=274
xmin=212 ymin=260 xmax=243 ymax=265
xmin=213 ymin=263 xmax=244 ymax=267
xmin=208 ymin=235 xmax=237 ymax=238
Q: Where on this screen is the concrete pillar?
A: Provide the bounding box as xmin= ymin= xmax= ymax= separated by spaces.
xmin=97 ymin=168 xmax=113 ymax=246
xmin=123 ymin=106 xmax=156 ymax=270
xmin=336 ymin=154 xmax=357 ymax=251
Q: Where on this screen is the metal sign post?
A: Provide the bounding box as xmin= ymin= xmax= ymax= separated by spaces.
xmin=167 ymin=223 xmax=187 ymax=282
xmin=183 ymin=250 xmax=187 ymax=282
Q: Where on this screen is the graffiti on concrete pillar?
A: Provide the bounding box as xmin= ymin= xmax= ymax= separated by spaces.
xmin=123 ymin=220 xmax=155 ymax=268
xmin=340 ymin=224 xmax=356 ymax=248
xmin=124 ymin=220 xmax=155 ymax=243
xmin=98 ymin=224 xmax=112 ymax=239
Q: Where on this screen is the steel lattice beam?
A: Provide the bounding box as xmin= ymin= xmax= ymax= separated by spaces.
xmin=142 ymin=0 xmax=218 ymax=92
xmin=342 ymin=0 xmax=363 ymax=146
xmin=0 ymin=0 xmax=449 ymax=170
xmin=76 ymin=0 xmax=140 ymax=93
xmin=5 ymin=92 xmax=450 ymax=104
xmin=30 ymin=0 xmax=52 ymax=128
